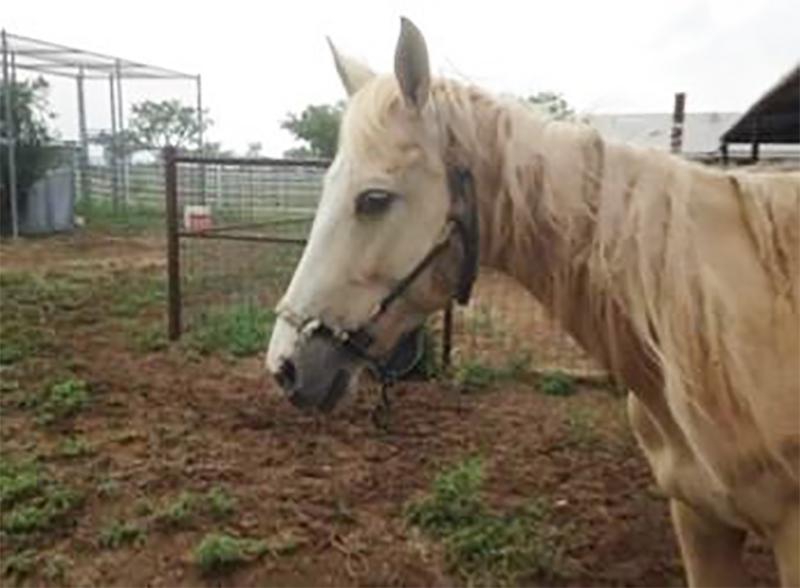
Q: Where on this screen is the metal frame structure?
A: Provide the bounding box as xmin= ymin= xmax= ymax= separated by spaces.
xmin=1 ymin=30 xmax=202 ymax=237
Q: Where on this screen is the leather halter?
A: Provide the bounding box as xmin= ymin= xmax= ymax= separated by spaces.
xmin=279 ymin=164 xmax=479 ymax=382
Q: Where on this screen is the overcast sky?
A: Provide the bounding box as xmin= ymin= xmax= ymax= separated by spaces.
xmin=4 ymin=0 xmax=798 ymax=156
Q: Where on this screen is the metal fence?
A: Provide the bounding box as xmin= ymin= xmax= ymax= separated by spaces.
xmin=164 ymin=151 xmax=602 ymax=378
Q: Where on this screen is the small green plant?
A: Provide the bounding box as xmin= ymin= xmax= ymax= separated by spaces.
xmin=187 ymin=304 xmax=275 ymax=357
xmin=444 ymin=504 xmax=567 ymax=585
xmin=154 ymin=492 xmax=195 ymax=529
xmin=192 ymin=532 xmax=268 ymax=575
xmin=0 ymin=459 xmax=43 ymax=508
xmin=36 ymin=377 xmax=89 ymax=425
xmin=130 ymin=324 xmax=168 ymax=353
xmin=58 ymin=436 xmax=92 ymax=458
xmin=2 ymin=484 xmax=82 ymax=535
xmin=98 ymin=519 xmax=146 ymax=549
xmin=539 ymin=370 xmax=577 ymax=396
xmin=406 ymin=457 xmax=570 ymax=586
xmin=405 ymin=456 xmax=486 ymax=534
xmin=42 ymin=554 xmax=71 ymax=582
xmin=205 ymin=486 xmax=236 ymax=520
xmin=454 ymin=353 xmax=530 ymax=390
xmin=97 ymin=478 xmax=122 ymax=499
xmin=2 ymin=549 xmax=36 ymax=582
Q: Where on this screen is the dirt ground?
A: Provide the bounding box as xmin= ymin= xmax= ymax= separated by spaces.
xmin=0 ymin=231 xmax=778 ymax=587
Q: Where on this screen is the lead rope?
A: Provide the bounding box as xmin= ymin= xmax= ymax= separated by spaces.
xmin=370 ymin=369 xmax=396 ymax=431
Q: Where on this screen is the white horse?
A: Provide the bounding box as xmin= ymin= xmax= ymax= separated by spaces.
xmin=267 ymin=18 xmax=800 ymax=587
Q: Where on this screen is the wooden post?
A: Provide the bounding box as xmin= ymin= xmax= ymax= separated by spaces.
xmin=164 ymin=147 xmax=182 ymax=340
xmin=670 ymin=92 xmax=686 ymax=154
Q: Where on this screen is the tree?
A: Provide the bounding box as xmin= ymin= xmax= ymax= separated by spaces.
xmin=526 ymin=91 xmax=577 ymax=121
xmin=127 ymin=99 xmax=211 ymax=151
xmin=280 ymin=102 xmax=344 ymax=159
xmin=245 ymin=142 xmax=262 ymax=158
xmin=1 ymin=77 xmax=59 ymax=233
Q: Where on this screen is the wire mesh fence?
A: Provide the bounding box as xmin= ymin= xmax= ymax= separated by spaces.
xmin=166 ymin=154 xmax=604 ymax=379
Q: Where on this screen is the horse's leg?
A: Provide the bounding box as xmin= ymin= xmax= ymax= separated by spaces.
xmin=772 ymin=504 xmax=799 ymax=587
xmin=670 ymin=499 xmax=749 ymax=587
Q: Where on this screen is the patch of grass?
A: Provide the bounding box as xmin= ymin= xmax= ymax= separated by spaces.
xmin=154 ymin=492 xmax=195 ymax=529
xmin=1 ymin=482 xmax=83 ymax=536
xmin=75 ymin=198 xmax=163 ymax=235
xmin=187 ymin=304 xmax=275 ymax=357
xmin=205 ymin=486 xmax=236 ymax=520
xmin=98 ymin=518 xmax=146 ymax=549
xmin=192 ymin=532 xmax=268 ymax=575
xmin=57 ymin=436 xmax=92 ymax=458
xmin=561 ymin=405 xmax=601 ymax=448
xmin=538 ymin=370 xmax=578 ymax=397
xmin=406 ymin=457 xmax=570 ymax=586
xmin=454 ymin=353 xmax=530 ymax=390
xmin=35 ymin=377 xmax=90 ymax=425
xmin=109 ymin=277 xmax=166 ymax=318
xmin=130 ymin=323 xmax=168 ymax=353
xmin=2 ymin=549 xmax=36 ymax=582
xmin=0 ymin=459 xmax=43 ymax=508
xmin=42 ymin=554 xmax=71 ymax=583
xmin=405 ymin=456 xmax=485 ymax=534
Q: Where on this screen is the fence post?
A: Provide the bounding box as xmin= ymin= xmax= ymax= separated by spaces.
xmin=164 ymin=146 xmax=182 ymax=340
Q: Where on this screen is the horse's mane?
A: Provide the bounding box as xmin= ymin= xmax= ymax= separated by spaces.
xmin=345 ymin=76 xmax=800 ymax=477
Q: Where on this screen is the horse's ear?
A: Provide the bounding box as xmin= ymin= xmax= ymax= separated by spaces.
xmin=394 ymin=17 xmax=430 ymax=111
xmin=327 ymin=38 xmax=375 ymax=96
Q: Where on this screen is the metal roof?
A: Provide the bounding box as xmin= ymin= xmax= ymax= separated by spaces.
xmin=721 ymin=63 xmax=800 ymax=145
xmin=2 ymin=31 xmax=196 ymax=80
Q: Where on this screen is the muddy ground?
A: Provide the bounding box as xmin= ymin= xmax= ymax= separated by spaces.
xmin=0 ymin=231 xmax=777 ymax=587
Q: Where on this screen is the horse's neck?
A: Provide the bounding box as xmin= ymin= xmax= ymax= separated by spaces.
xmin=446 ymin=93 xmax=664 ymax=390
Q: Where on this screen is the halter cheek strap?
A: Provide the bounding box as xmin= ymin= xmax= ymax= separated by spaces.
xmin=278 ymin=164 xmax=479 ymax=381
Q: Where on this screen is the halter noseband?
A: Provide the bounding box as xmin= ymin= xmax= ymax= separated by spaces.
xmin=279 ymin=164 xmax=479 ymax=382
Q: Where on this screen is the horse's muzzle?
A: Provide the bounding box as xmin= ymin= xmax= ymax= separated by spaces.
xmin=271 ymin=333 xmax=355 ymax=412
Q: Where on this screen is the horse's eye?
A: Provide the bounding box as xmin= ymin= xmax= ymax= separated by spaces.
xmin=355 ymin=190 xmax=396 ymax=216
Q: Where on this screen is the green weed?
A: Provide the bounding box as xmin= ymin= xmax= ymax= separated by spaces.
xmin=35 ymin=377 xmax=89 ymax=425
xmin=406 ymin=457 xmax=570 ymax=586
xmin=98 ymin=519 xmax=146 ymax=549
xmin=538 ymin=370 xmax=578 ymax=397
xmin=187 ymin=304 xmax=275 ymax=357
xmin=192 ymin=532 xmax=268 ymax=575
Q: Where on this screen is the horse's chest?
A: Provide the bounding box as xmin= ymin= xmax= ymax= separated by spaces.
xmin=627 ymin=393 xmax=770 ymax=531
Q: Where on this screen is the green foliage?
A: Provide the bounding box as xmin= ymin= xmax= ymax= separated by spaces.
xmin=406 ymin=457 xmax=569 ymax=585
xmin=205 ymin=486 xmax=236 ymax=520
xmin=538 ymin=370 xmax=577 ymax=397
xmin=188 ymin=304 xmax=275 ymax=357
xmin=36 ymin=377 xmax=89 ymax=425
xmin=454 ymin=353 xmax=530 ymax=390
xmin=57 ymin=436 xmax=92 ymax=458
xmin=98 ymin=519 xmax=146 ymax=549
xmin=154 ymin=492 xmax=195 ymax=529
xmin=2 ymin=549 xmax=36 ymax=582
xmin=526 ymin=91 xmax=577 ymax=121
xmin=281 ymin=102 xmax=343 ymax=159
xmin=406 ymin=456 xmax=486 ymax=534
xmin=192 ymin=533 xmax=267 ymax=575
xmin=1 ymin=469 xmax=82 ymax=536
xmin=127 ymin=99 xmax=211 ymax=151
xmin=130 ymin=324 xmax=169 ymax=353
xmin=74 ymin=198 xmax=163 ymax=234
xmin=0 ymin=459 xmax=43 ymax=509
xmin=0 ymin=78 xmax=59 ymax=225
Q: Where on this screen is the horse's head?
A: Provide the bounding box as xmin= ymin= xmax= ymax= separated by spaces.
xmin=266 ymin=18 xmax=478 ymax=411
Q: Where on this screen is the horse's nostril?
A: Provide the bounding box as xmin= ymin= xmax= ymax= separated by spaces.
xmin=275 ymin=359 xmax=297 ymax=391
